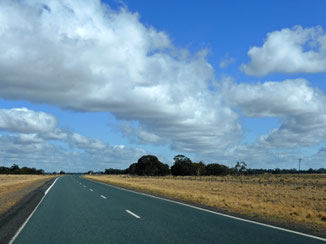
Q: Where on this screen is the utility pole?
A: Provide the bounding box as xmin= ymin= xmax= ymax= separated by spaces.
xmin=298 ymin=158 xmax=302 ymax=172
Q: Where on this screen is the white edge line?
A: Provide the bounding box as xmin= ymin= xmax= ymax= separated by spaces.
xmin=84 ymin=177 xmax=326 ymax=242
xmin=9 ymin=177 xmax=60 ymax=244
xmin=126 ymin=210 xmax=141 ymax=219
xmin=100 ymin=195 xmax=107 ymax=199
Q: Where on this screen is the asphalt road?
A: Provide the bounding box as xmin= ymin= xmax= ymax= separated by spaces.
xmin=12 ymin=176 xmax=325 ymax=243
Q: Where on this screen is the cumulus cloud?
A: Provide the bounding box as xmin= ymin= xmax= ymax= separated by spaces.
xmin=0 ymin=133 xmax=145 ymax=171
xmin=222 ymin=79 xmax=326 ymax=149
xmin=241 ymin=26 xmax=326 ymax=76
xmin=222 ymin=79 xmax=326 ymax=117
xmin=0 ymin=0 xmax=241 ymax=153
xmin=0 ymin=108 xmax=57 ymax=133
xmin=0 ymin=108 xmax=145 ymax=171
xmin=1 ymin=1 xmax=326 ymax=170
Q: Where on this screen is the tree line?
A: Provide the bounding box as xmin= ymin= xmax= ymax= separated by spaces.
xmin=0 ymin=164 xmax=45 ymax=174
xmin=105 ymin=155 xmax=239 ymax=176
xmin=104 ymin=154 xmax=326 ymax=176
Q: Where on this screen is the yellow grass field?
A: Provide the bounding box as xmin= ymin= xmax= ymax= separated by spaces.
xmin=85 ymin=174 xmax=326 ymax=233
xmin=0 ymin=175 xmax=56 ymax=215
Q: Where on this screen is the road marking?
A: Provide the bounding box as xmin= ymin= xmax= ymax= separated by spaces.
xmin=9 ymin=177 xmax=60 ymax=244
xmin=90 ymin=189 xmax=93 ymax=192
xmin=45 ymin=178 xmax=58 ymax=195
xmin=83 ymin=185 xmax=86 ymax=187
xmin=84 ymin=177 xmax=326 ymax=242
xmin=126 ymin=210 xmax=141 ymax=219
xmin=100 ymin=195 xmax=107 ymax=199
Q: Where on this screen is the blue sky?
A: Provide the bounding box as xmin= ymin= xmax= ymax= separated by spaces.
xmin=0 ymin=0 xmax=325 ymax=172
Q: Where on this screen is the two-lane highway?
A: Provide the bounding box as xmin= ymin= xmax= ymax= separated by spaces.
xmin=12 ymin=176 xmax=325 ymax=243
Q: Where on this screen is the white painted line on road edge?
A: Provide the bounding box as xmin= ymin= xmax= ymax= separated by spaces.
xmin=126 ymin=210 xmax=141 ymax=219
xmin=90 ymin=189 xmax=93 ymax=192
xmin=100 ymin=195 xmax=107 ymax=199
xmin=9 ymin=177 xmax=60 ymax=244
xmin=45 ymin=178 xmax=58 ymax=195
xmin=84 ymin=178 xmax=326 ymax=242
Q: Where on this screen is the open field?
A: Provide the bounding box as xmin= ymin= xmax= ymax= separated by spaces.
xmin=85 ymin=174 xmax=326 ymax=233
xmin=0 ymin=175 xmax=56 ymax=215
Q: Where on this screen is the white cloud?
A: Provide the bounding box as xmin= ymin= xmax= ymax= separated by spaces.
xmin=1 ymin=2 xmax=326 ymax=170
xmin=0 ymin=108 xmax=57 ymax=134
xmin=222 ymin=79 xmax=326 ymax=117
xmin=0 ymin=0 xmax=242 ymax=154
xmin=0 ymin=107 xmax=145 ymax=171
xmin=241 ymin=26 xmax=326 ymax=76
xmin=222 ymin=79 xmax=326 ymax=149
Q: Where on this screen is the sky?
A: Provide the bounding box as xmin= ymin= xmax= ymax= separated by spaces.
xmin=0 ymin=0 xmax=326 ymax=172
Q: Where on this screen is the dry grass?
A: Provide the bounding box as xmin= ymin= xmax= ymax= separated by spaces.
xmin=0 ymin=175 xmax=56 ymax=215
xmin=85 ymin=174 xmax=326 ymax=231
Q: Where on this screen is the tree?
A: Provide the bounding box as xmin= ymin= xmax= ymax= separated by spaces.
xmin=235 ymin=161 xmax=247 ymax=174
xmin=206 ymin=163 xmax=229 ymax=176
xmin=171 ymin=155 xmax=194 ymax=176
xmin=192 ymin=162 xmax=206 ymax=176
xmin=127 ymin=163 xmax=137 ymax=175
xmin=105 ymin=168 xmax=126 ymax=174
xmin=10 ymin=164 xmax=20 ymax=174
xmin=59 ymin=170 xmax=65 ymax=175
xmin=0 ymin=164 xmax=44 ymax=174
xmin=0 ymin=166 xmax=10 ymax=174
xmin=128 ymin=155 xmax=170 ymax=176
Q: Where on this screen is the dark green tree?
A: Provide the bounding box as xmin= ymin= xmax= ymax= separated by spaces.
xmin=171 ymin=155 xmax=194 ymax=176
xmin=131 ymin=155 xmax=170 ymax=176
xmin=105 ymin=168 xmax=127 ymax=174
xmin=192 ymin=162 xmax=206 ymax=176
xmin=10 ymin=164 xmax=20 ymax=174
xmin=127 ymin=163 xmax=137 ymax=175
xmin=206 ymin=163 xmax=229 ymax=176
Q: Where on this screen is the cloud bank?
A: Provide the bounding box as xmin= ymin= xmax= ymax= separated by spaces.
xmin=0 ymin=108 xmax=145 ymax=171
xmin=0 ymin=0 xmax=241 ymax=154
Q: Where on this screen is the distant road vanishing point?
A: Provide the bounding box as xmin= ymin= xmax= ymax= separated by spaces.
xmin=11 ymin=176 xmax=326 ymax=244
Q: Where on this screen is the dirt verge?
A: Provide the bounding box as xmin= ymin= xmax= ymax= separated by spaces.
xmin=0 ymin=177 xmax=56 ymax=244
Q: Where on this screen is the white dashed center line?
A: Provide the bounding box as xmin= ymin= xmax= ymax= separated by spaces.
xmin=100 ymin=195 xmax=107 ymax=199
xmin=90 ymin=189 xmax=93 ymax=192
xmin=83 ymin=185 xmax=86 ymax=187
xmin=126 ymin=210 xmax=141 ymax=219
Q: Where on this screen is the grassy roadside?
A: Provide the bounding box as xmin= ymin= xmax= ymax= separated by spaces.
xmin=84 ymin=174 xmax=326 ymax=235
xmin=0 ymin=175 xmax=57 ymax=215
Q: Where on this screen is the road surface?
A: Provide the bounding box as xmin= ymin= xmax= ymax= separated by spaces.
xmin=12 ymin=176 xmax=326 ymax=243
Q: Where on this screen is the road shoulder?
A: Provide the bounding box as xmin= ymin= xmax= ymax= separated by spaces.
xmin=0 ymin=178 xmax=56 ymax=244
